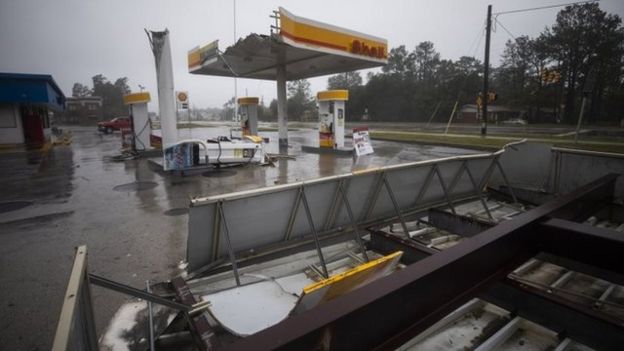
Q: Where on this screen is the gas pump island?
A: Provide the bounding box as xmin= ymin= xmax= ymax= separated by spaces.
xmin=187 ymin=7 xmax=387 ymax=149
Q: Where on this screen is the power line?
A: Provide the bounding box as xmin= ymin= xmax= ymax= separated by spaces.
xmin=467 ymin=22 xmax=486 ymax=58
xmin=495 ymin=18 xmax=517 ymax=41
xmin=494 ymin=0 xmax=599 ymax=16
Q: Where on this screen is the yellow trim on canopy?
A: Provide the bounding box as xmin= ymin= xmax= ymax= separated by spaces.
xmin=123 ymin=92 xmax=151 ymax=105
xmin=317 ymin=90 xmax=349 ymax=101
xmin=238 ymin=97 xmax=259 ymax=105
xmin=279 ymin=7 xmax=387 ymax=60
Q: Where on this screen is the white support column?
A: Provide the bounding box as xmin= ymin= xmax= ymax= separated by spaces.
xmin=149 ymin=30 xmax=177 ymax=149
xmin=276 ymin=65 xmax=288 ymax=147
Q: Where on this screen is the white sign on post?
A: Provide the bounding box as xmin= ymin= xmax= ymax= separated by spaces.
xmin=353 ymin=127 xmax=374 ymax=156
xmin=176 ymin=91 xmax=189 ymax=109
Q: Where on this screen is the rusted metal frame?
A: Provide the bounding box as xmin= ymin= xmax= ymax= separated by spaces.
xmin=300 ymin=185 xmax=329 ymax=278
xmin=221 ymin=174 xmax=616 ymax=351
xmin=494 ymin=159 xmax=519 ymax=205
xmin=428 ymin=208 xmax=493 ymax=237
xmin=217 ymin=201 xmax=241 ymax=286
xmin=433 ymin=164 xmax=457 ymax=215
xmin=171 ymin=277 xmax=219 ymax=351
xmin=481 ymin=279 xmax=624 ymax=351
xmin=382 ymin=173 xmax=411 ymax=239
xmin=464 ymin=162 xmax=495 ymax=220
xmin=283 ymin=187 xmax=303 ymax=241
xmin=337 ymin=180 xmax=369 ymax=262
xmin=52 ymin=245 xmax=98 ymax=351
xmin=362 ymin=171 xmax=386 ymax=221
xmin=413 ymin=165 xmax=437 ymax=207
xmin=323 ymin=179 xmax=343 ymax=231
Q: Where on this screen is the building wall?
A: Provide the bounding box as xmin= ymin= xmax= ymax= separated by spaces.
xmin=0 ymin=104 xmax=24 ymax=144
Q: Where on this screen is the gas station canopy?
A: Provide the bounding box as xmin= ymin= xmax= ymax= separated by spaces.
xmin=188 ymin=7 xmax=388 ymax=80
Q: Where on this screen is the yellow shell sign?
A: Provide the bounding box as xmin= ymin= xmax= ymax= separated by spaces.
xmin=176 ymin=91 xmax=188 ymax=103
xmin=278 ymin=7 xmax=388 ymax=62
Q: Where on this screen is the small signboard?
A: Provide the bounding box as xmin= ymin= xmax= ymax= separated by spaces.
xmin=353 ymin=127 xmax=374 ymax=156
xmin=176 ymin=91 xmax=189 ymax=109
xmin=164 ymin=143 xmax=193 ymax=171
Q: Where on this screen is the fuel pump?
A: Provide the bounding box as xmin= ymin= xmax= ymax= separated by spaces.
xmin=237 ymin=97 xmax=259 ymax=136
xmin=317 ymin=90 xmax=348 ymax=149
xmin=122 ymin=92 xmax=152 ymax=152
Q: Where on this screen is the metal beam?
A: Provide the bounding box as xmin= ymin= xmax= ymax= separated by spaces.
xmin=368 ymin=230 xmax=436 ymax=264
xmin=428 ymin=208 xmax=493 ymax=237
xmin=89 ymin=274 xmax=190 ymax=312
xmin=171 ymin=277 xmax=219 ymax=351
xmin=537 ymin=217 xmax=624 ymax=277
xmin=220 ymin=174 xmax=619 ymax=351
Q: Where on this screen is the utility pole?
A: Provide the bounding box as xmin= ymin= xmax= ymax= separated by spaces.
xmin=482 ymin=4 xmax=492 ymax=136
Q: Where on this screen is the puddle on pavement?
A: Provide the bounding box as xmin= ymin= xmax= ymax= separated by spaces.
xmin=113 ymin=181 xmax=158 ymax=192
xmin=202 ymin=169 xmax=238 ymax=178
xmin=0 ymin=201 xmax=34 ymax=213
xmin=163 ymin=208 xmax=189 ymax=216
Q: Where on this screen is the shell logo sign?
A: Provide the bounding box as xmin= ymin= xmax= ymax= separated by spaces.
xmin=278 ymin=7 xmax=388 ymax=63
xmin=350 ymin=40 xmax=387 ymax=59
xmin=176 ymin=91 xmax=188 ymax=103
xmin=176 ymin=91 xmax=189 ymax=109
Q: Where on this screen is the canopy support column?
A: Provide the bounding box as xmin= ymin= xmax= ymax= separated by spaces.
xmin=277 ymin=65 xmax=288 ymax=147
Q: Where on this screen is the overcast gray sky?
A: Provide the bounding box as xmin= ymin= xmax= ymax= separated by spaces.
xmin=1 ymin=0 xmax=622 ymax=112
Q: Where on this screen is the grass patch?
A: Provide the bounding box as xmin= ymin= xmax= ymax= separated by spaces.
xmin=370 ymin=130 xmax=624 ymax=154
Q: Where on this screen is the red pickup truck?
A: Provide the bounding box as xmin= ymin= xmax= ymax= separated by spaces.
xmin=98 ymin=117 xmax=130 ymax=134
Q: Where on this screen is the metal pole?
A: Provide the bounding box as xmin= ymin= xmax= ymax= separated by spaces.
xmin=338 ymin=181 xmax=370 ymax=262
xmin=481 ymin=5 xmax=492 ymax=136
xmin=433 ymin=166 xmax=457 ymax=214
xmin=464 ymin=162 xmax=494 ymax=220
xmin=146 ymin=280 xmax=155 ymax=351
xmin=300 ymin=187 xmax=329 ymax=278
xmin=382 ymin=175 xmax=411 ymax=238
xmin=574 ymin=96 xmax=587 ymax=144
xmin=277 ymin=65 xmax=288 ymax=148
xmin=425 ymin=101 xmax=442 ymax=129
xmin=218 ymin=202 xmax=241 ymax=286
xmin=444 ymin=101 xmax=459 ymax=135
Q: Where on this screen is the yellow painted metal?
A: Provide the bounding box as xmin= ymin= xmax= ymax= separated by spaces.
xmin=279 ymin=8 xmax=387 ymax=60
xmin=302 ymin=251 xmax=403 ymax=299
xmin=188 ymin=40 xmax=219 ymax=71
xmin=237 ymin=97 xmax=259 ymax=105
xmin=123 ymin=92 xmax=151 ymax=105
xmin=317 ymin=90 xmax=349 ymax=101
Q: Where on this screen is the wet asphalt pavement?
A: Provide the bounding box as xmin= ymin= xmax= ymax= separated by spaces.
xmin=0 ymin=125 xmax=477 ymax=350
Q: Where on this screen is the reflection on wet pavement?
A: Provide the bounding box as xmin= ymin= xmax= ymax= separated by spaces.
xmin=0 ymin=125 xmax=478 ymax=350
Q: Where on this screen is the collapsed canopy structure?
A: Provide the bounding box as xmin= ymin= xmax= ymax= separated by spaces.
xmin=188 ymin=7 xmax=388 ymax=146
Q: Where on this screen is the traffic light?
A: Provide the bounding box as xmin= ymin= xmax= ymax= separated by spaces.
xmin=540 ymin=69 xmax=561 ymax=84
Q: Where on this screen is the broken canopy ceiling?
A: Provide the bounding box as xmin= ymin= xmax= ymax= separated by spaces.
xmin=188 ymin=7 xmax=388 ymax=81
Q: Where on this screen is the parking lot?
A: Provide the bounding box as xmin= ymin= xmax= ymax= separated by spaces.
xmin=0 ymin=125 xmax=478 ymax=350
